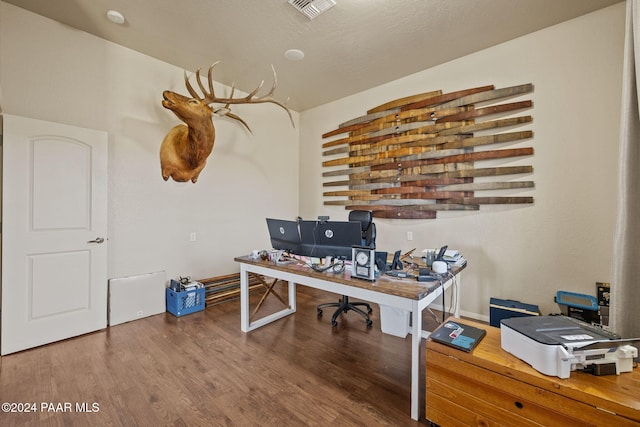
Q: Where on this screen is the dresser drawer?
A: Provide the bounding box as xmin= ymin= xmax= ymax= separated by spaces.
xmin=425 ymin=319 xmax=640 ymax=426
xmin=426 ymin=350 xmax=630 ymax=426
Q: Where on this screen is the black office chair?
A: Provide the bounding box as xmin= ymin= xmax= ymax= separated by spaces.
xmin=317 ymin=210 xmax=375 ymax=328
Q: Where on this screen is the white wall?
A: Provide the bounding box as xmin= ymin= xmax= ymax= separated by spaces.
xmin=299 ymin=3 xmax=626 ymax=320
xmin=0 ymin=2 xmax=300 ymax=281
xmin=1 ymin=2 xmax=627 ymax=320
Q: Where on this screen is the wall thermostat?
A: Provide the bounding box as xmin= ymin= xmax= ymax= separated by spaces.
xmin=352 ymin=246 xmax=376 ymax=281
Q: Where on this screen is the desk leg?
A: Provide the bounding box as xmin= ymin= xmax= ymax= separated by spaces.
xmin=239 ymin=265 xmax=297 ymax=332
xmin=288 ymin=280 xmax=297 ymax=313
xmin=410 ymin=300 xmax=422 ymax=421
xmin=453 ymin=272 xmax=462 ymax=318
xmin=240 ymin=264 xmax=250 ymax=333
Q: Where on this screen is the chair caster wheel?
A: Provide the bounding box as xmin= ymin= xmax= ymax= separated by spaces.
xmin=317 ymin=309 xmax=323 ymax=317
xmin=367 ymin=307 xmax=373 ymax=314
xmin=366 ymin=320 xmax=373 ymax=328
xmin=331 ymin=320 xmax=338 ymax=327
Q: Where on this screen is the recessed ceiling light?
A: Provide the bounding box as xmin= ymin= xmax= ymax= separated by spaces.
xmin=106 ymin=9 xmax=125 ymax=25
xmin=285 ymin=49 xmax=305 ymax=61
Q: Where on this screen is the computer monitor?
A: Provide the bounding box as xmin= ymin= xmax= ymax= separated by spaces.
xmin=266 ymin=218 xmax=301 ymax=252
xmin=298 ymin=220 xmax=316 ymax=247
xmin=298 ymin=220 xmax=362 ymax=258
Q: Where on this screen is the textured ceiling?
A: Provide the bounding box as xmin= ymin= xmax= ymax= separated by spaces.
xmin=4 ymin=0 xmax=623 ymax=111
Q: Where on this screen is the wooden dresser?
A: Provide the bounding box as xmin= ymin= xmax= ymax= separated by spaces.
xmin=425 ymin=317 xmax=640 ymax=426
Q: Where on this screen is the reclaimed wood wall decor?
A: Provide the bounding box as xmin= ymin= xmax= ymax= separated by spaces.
xmin=321 ymin=83 xmax=535 ymax=219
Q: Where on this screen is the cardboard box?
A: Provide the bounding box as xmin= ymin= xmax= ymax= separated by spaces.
xmin=596 ymin=282 xmax=611 ymax=327
xmin=597 ymin=282 xmax=610 ymax=307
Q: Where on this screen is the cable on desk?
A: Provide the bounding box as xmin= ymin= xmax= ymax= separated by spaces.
xmin=310 ymin=257 xmax=345 ymax=274
xmin=448 ymin=274 xmax=457 ymax=319
xmin=441 ymin=275 xmax=446 ymax=323
xmin=435 ymin=271 xmax=455 ymax=323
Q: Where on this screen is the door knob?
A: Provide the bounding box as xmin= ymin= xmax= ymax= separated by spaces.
xmin=87 ymin=237 xmax=105 ymax=244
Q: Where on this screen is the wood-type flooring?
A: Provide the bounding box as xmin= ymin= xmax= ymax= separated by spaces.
xmin=0 ymin=282 xmax=450 ymax=426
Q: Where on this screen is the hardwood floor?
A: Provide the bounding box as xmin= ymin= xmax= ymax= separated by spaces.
xmin=0 ymin=283 xmax=446 ymax=426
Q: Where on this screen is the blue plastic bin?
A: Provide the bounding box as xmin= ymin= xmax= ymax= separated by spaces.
xmin=166 ymin=287 xmax=205 ymax=317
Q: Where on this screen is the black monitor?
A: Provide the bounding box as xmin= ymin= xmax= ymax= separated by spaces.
xmin=266 ymin=218 xmax=301 ymax=252
xmin=298 ymin=220 xmax=362 ymax=258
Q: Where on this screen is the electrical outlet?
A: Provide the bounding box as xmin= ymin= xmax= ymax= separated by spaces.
xmin=136 ymin=310 xmax=143 ymax=317
xmin=407 ymin=231 xmax=413 ymax=241
xmin=190 ymin=232 xmax=197 ymax=242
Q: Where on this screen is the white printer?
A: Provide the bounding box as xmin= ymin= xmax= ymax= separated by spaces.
xmin=501 ymin=315 xmax=638 ymax=379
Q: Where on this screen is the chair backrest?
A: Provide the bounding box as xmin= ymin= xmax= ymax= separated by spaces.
xmin=348 ymin=210 xmax=376 ymax=248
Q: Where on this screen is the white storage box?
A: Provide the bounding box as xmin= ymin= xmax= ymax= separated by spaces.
xmin=379 ymin=304 xmax=410 ymax=337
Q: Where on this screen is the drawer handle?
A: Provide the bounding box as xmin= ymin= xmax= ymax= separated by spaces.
xmin=514 ymin=401 xmax=524 ymax=409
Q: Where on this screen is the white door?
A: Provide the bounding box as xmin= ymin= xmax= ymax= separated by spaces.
xmin=1 ymin=114 xmax=108 ymax=355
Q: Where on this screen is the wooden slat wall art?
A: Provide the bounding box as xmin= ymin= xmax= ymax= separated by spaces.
xmin=321 ymin=83 xmax=535 ymax=219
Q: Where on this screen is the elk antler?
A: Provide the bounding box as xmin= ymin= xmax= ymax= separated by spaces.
xmin=160 ymin=62 xmax=294 ymax=184
xmin=184 ymin=61 xmax=294 ymax=133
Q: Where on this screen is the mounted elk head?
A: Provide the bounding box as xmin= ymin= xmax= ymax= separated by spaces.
xmin=160 ymin=61 xmax=293 ymax=183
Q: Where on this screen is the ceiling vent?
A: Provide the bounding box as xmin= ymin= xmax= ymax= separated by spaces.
xmin=288 ymin=0 xmax=336 ymax=20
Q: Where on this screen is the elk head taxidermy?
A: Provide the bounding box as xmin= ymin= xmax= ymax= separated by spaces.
xmin=160 ymin=61 xmax=293 ymax=183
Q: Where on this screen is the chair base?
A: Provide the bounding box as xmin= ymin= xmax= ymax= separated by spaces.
xmin=317 ymin=296 xmax=373 ymax=328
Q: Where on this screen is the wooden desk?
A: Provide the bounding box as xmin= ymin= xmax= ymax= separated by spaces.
xmin=235 ymin=256 xmax=465 ymax=421
xmin=426 ymin=317 xmax=640 ymax=426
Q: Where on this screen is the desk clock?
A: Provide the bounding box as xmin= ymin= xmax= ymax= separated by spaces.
xmin=352 ymin=246 xmax=376 ymax=281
